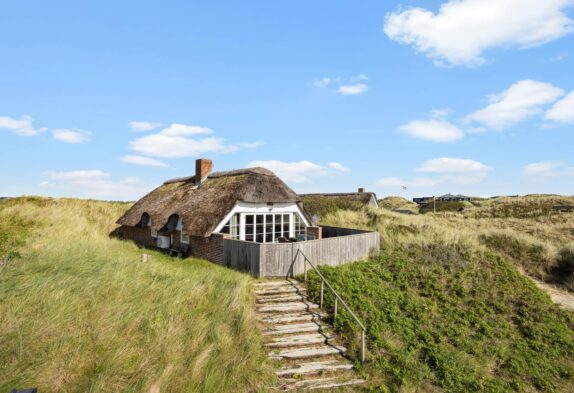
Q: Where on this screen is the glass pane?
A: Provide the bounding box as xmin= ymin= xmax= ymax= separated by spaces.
xmin=246 ymin=234 xmax=254 ymax=242
xmin=256 ymin=215 xmax=264 ymax=224
xmin=256 ymin=233 xmax=264 ymax=243
xmin=246 ymin=214 xmax=254 ymax=225
xmin=265 ymin=232 xmax=273 ymax=243
xmin=221 ymin=225 xmax=230 ymax=234
xmin=231 ymin=214 xmax=239 ymax=226
xmin=246 ymin=224 xmax=253 ymax=235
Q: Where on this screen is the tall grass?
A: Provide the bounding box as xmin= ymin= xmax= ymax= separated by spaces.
xmin=320 ymin=198 xmax=574 ymax=291
xmin=0 ymin=197 xmax=273 ymax=392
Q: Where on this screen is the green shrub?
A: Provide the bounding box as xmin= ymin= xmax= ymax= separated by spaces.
xmin=304 ymin=244 xmax=574 ymax=392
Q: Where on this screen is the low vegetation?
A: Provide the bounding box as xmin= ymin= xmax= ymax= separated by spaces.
xmin=0 ymin=197 xmax=272 ymax=392
xmin=378 ymin=196 xmax=418 ymax=212
xmin=302 ymin=194 xmax=574 ymax=391
xmin=301 ymin=195 xmax=366 ymax=218
xmin=305 ymin=244 xmax=574 ymax=392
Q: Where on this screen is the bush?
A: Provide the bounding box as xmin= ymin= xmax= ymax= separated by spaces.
xmin=304 ymin=244 xmax=574 ymax=392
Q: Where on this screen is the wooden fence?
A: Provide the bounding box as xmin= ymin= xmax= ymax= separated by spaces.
xmin=223 ymin=226 xmax=380 ymax=277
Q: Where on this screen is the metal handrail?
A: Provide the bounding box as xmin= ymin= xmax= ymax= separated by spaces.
xmin=296 ymin=249 xmax=367 ymax=364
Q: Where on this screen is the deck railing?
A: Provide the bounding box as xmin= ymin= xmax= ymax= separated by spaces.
xmin=297 ymin=249 xmax=367 ymax=364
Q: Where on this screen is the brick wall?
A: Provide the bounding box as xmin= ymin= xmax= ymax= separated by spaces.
xmin=120 ymin=225 xmax=156 ymax=248
xmin=307 ymin=226 xmax=322 ymax=240
xmin=189 ymin=233 xmax=226 ymax=264
xmin=120 ymin=225 xmax=227 ymax=266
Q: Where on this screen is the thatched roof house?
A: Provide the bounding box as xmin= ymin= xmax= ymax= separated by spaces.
xmin=300 ymin=189 xmax=379 ymax=209
xmin=117 ymin=159 xmax=315 ymax=261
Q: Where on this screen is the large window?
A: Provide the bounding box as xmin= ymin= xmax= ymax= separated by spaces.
xmin=242 ymin=213 xmax=299 ymax=243
xmin=220 ymin=213 xmax=240 ymax=240
xmin=294 ymin=213 xmax=306 ymax=239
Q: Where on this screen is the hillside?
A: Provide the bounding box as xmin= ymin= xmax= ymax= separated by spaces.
xmin=378 ymin=196 xmax=419 ymax=212
xmin=0 ymin=197 xmax=273 ymax=392
xmin=306 ymin=200 xmax=574 ymax=391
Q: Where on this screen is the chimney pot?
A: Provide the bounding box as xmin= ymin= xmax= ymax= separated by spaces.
xmin=358 ymin=187 xmax=365 ymax=193
xmin=195 ymin=159 xmax=213 ymax=186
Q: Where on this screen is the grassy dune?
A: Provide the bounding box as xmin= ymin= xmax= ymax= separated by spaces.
xmin=0 ymin=197 xmax=273 ymax=392
xmin=301 ymin=197 xmax=574 ymax=391
xmin=322 ymin=196 xmax=574 ymax=292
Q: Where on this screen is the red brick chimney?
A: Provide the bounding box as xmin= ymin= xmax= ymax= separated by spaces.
xmin=358 ymin=187 xmax=365 ymax=193
xmin=195 ymin=159 xmax=213 ymax=186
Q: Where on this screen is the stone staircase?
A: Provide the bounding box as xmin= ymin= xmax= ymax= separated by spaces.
xmin=253 ymin=279 xmax=366 ymax=391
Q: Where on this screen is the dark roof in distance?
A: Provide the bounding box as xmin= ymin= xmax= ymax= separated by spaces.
xmin=117 ymin=167 xmax=304 ymax=237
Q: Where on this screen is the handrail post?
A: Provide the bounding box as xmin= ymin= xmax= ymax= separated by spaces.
xmin=320 ymin=281 xmax=324 ymax=309
xmin=304 ymin=257 xmax=307 ymax=281
xmin=334 ymin=298 xmax=338 ymax=322
xmin=361 ymin=330 xmax=365 ymax=364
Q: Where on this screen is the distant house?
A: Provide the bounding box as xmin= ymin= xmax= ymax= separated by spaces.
xmin=300 ymin=188 xmax=379 ymax=208
xmin=413 ymin=194 xmax=471 ymax=205
xmin=117 ymin=159 xmax=380 ymax=276
xmin=437 ymin=193 xmax=471 ymax=202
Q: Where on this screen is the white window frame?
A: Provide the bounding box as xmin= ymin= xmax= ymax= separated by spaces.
xmin=214 ymin=202 xmax=310 ymax=243
xmin=177 ymin=217 xmax=189 ymax=244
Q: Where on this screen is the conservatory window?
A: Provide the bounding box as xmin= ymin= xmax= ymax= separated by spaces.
xmin=294 ymin=213 xmax=307 ymax=239
xmin=220 ymin=213 xmax=240 ymax=240
xmin=242 ymin=213 xmax=296 ymax=243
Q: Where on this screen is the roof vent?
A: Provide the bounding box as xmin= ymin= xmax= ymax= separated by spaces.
xmin=195 ymin=159 xmax=213 ymax=186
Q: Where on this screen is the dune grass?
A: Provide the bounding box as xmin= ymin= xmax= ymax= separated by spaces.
xmin=297 ymin=195 xmax=574 ymax=391
xmin=319 ymin=196 xmax=574 ymax=292
xmin=305 ymin=244 xmax=574 ymax=392
xmin=0 ymin=197 xmax=273 ymax=392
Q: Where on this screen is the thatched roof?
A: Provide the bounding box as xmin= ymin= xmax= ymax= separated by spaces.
xmin=117 ymin=167 xmax=304 ymax=237
xmin=300 ymin=192 xmax=378 ymax=206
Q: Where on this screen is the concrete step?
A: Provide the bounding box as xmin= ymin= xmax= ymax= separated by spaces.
xmin=280 ymin=377 xmax=366 ymax=391
xmin=269 ymin=345 xmax=347 ymax=361
xmin=257 ymin=302 xmax=319 ymax=314
xmin=254 ymin=286 xmax=306 ymax=296
xmin=276 ymin=360 xmax=354 ymax=377
xmin=256 ymin=293 xmax=307 ymax=304
xmin=263 ymin=322 xmax=323 ymax=336
xmin=253 ymin=280 xmax=300 ymax=288
xmin=260 ymin=312 xmax=325 ymax=325
xmin=265 ymin=333 xmax=333 ymax=348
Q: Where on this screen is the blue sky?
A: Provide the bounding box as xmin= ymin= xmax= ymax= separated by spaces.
xmin=1 ymin=0 xmax=573 ymax=200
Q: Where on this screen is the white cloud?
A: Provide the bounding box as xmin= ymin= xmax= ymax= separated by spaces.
xmin=121 ymin=155 xmax=169 ymax=167
xmin=399 ymin=118 xmax=464 ymax=142
xmin=0 ymin=115 xmax=47 ymax=136
xmin=313 ymin=78 xmax=332 ymax=88
xmin=337 ymin=83 xmax=368 ymax=95
xmin=45 ymin=170 xmax=108 ymax=181
xmin=523 ymin=161 xmax=574 ymax=177
xmin=384 ymin=0 xmax=574 ymax=67
xmin=42 ymin=170 xmax=151 ymax=200
xmin=546 ymin=90 xmax=574 ymax=123
xmin=129 ymin=123 xmax=259 ymax=158
xmin=327 ymin=162 xmax=351 ymax=172
xmin=313 ymin=75 xmax=369 ymax=95
xmin=466 ymin=80 xmax=564 ymax=129
xmin=53 ymin=128 xmax=91 ymax=144
xmin=416 ymin=158 xmax=492 ymax=174
xmin=247 ymin=160 xmax=326 ymax=183
xmin=377 ymin=157 xmax=492 ymax=189
xmin=129 ymin=121 xmax=163 ymax=132
xmin=158 ymin=123 xmax=213 ymax=136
